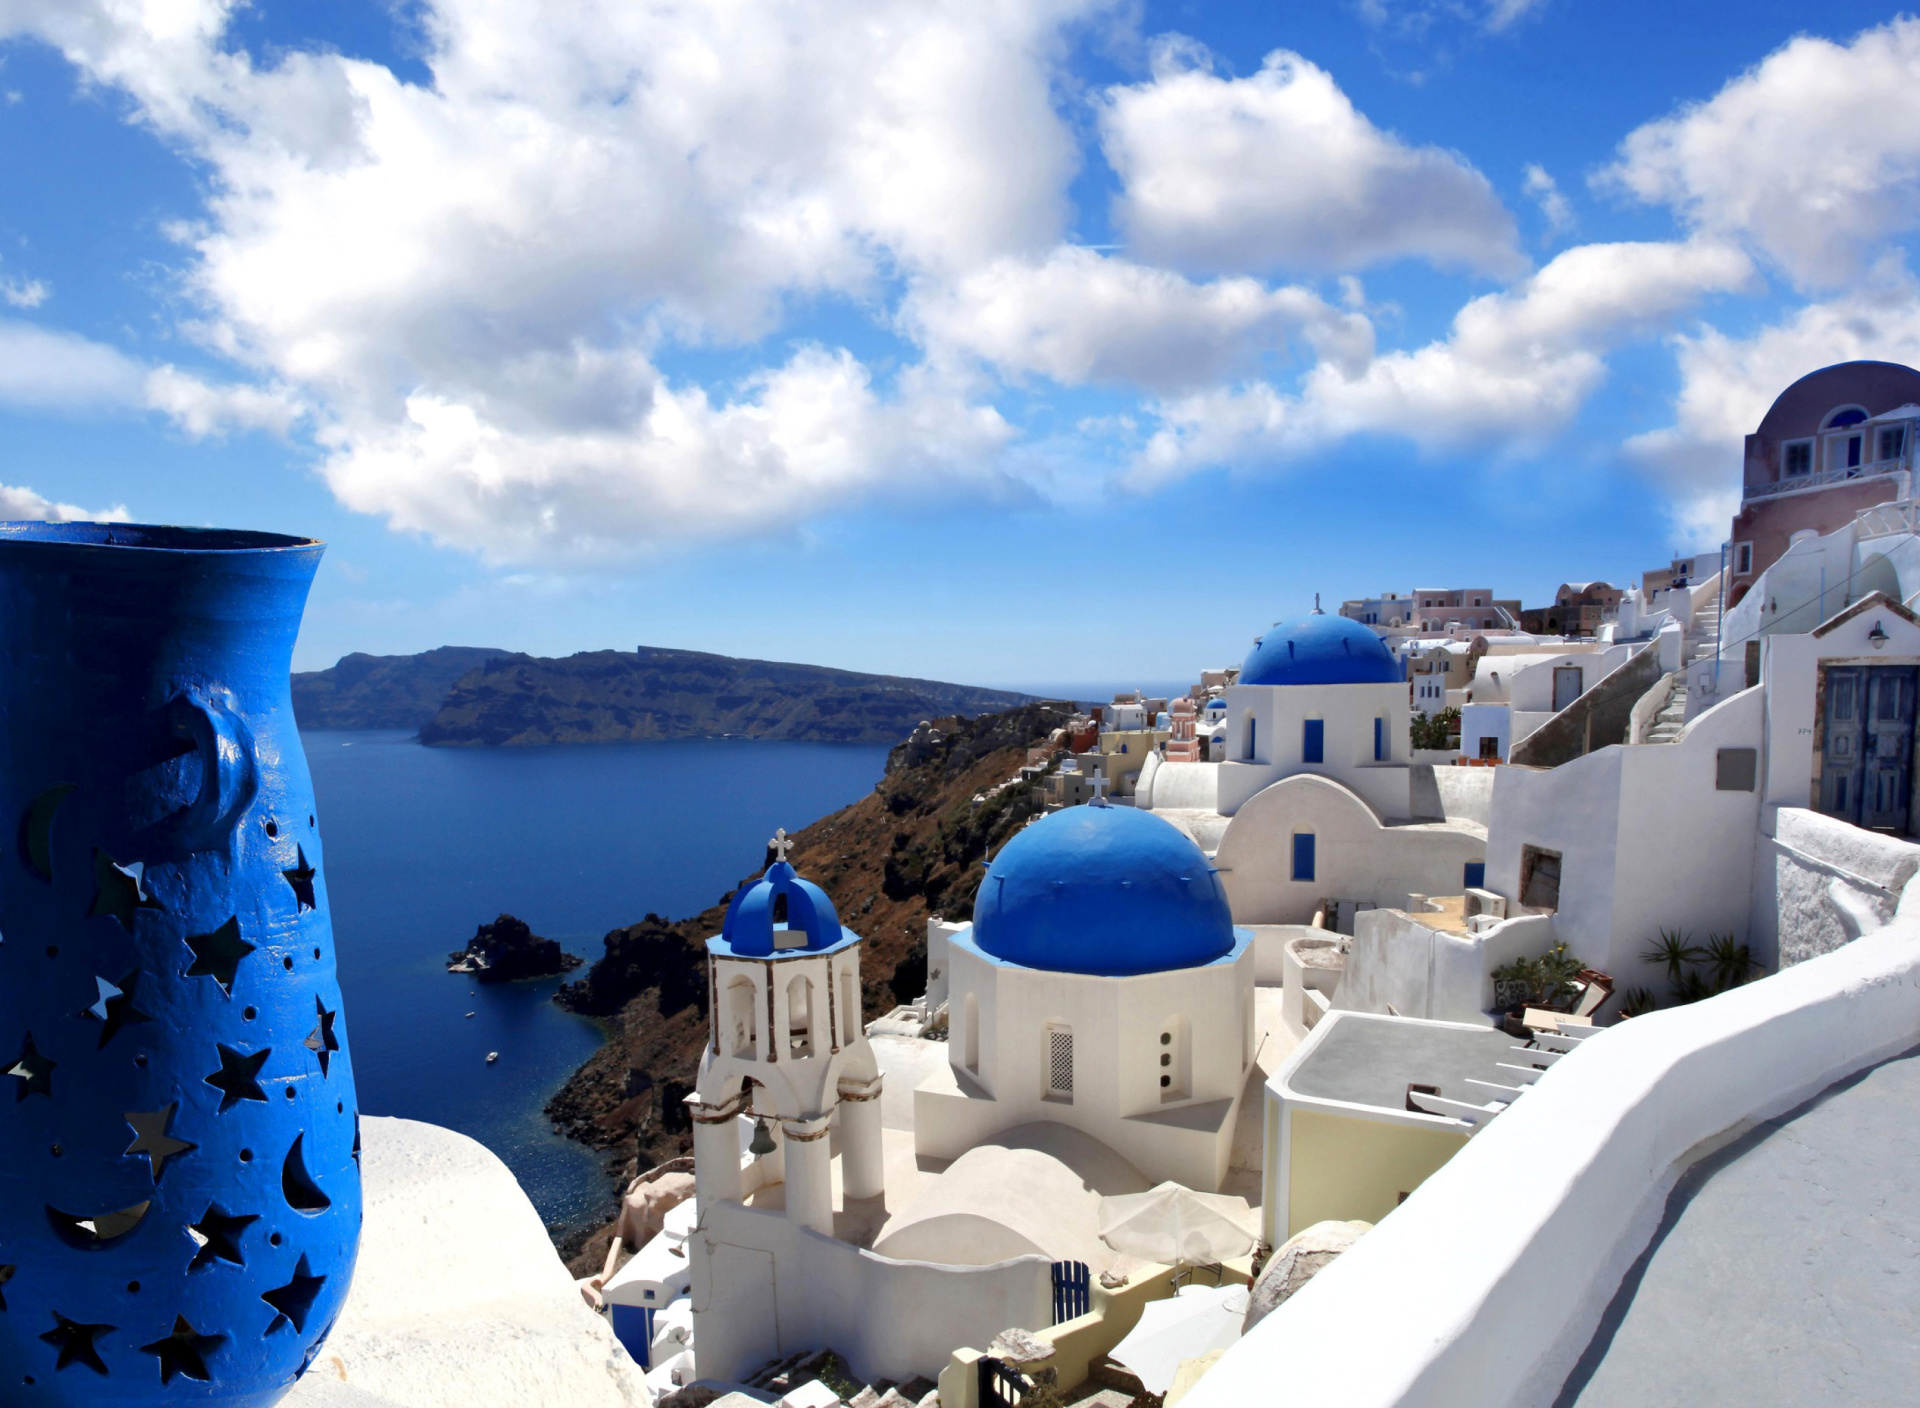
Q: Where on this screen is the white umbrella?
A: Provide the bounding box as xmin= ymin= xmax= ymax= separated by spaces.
xmin=1108 ymin=1283 xmax=1250 ymax=1395
xmin=1098 ymin=1181 xmax=1259 ymax=1264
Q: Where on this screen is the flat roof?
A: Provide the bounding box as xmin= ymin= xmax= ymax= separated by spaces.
xmin=1284 ymin=1013 xmax=1517 ymax=1112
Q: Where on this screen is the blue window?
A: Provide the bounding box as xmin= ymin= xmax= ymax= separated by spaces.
xmin=1292 ymin=833 xmax=1316 ymax=882
xmin=1374 ymin=717 xmax=1386 ymax=762
xmin=1303 ymin=719 xmax=1324 ymax=764
xmin=1464 ymin=861 xmax=1486 ymax=890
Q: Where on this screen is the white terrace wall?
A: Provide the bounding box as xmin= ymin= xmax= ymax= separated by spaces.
xmin=1183 ymin=923 xmax=1920 ymax=1408
xmin=1213 ymin=775 xmax=1485 ymax=927
xmin=691 ymin=1200 xmax=1052 ymax=1387
xmin=1751 ymin=806 xmax=1920 ymax=969
xmin=1483 ymin=685 xmax=1764 ymax=992
xmin=1336 ymin=911 xmax=1556 ymax=1025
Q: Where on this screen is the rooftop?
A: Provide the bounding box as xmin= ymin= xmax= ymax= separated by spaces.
xmin=1282 ymin=1012 xmax=1515 ymax=1113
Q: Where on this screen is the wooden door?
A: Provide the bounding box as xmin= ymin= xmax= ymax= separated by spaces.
xmin=1822 ymin=667 xmax=1865 ymax=823
xmin=1862 ymin=667 xmax=1917 ymax=831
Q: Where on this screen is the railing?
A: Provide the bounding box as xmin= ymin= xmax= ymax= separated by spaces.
xmin=1856 ymin=499 xmax=1920 ymax=539
xmin=1746 ymin=457 xmax=1904 ymax=501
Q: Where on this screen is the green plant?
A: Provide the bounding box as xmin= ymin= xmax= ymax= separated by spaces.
xmin=1701 ymin=932 xmax=1760 ymax=994
xmin=1634 ymin=927 xmax=1764 ymax=1011
xmin=1410 ymin=706 xmax=1460 ymax=751
xmin=1617 ymin=987 xmax=1658 ymax=1018
xmin=1641 ymin=928 xmax=1703 ymax=993
xmin=1491 ymin=942 xmax=1584 ymax=1011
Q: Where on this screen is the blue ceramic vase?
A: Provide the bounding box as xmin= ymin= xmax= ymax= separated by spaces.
xmin=0 ymin=523 xmax=359 ymax=1405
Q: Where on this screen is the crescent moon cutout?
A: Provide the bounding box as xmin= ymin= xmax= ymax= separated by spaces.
xmin=20 ymin=782 xmax=74 ymax=882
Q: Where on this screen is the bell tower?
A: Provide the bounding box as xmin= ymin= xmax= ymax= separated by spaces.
xmin=688 ymin=832 xmax=883 ymax=1235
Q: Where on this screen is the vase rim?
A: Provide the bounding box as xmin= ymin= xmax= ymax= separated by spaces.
xmin=0 ymin=520 xmax=322 ymax=553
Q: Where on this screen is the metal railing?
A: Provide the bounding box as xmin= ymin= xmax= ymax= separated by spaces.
xmin=1746 ymin=457 xmax=1904 ymax=501
xmin=1855 ymin=499 xmax=1920 ymax=539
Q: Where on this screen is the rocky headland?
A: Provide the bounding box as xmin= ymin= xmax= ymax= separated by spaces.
xmin=543 ymin=700 xmax=1073 ymax=1268
xmin=292 ymin=645 xmax=512 ymax=730
xmin=447 ymin=913 xmax=585 ymax=984
xmin=418 ymin=646 xmax=1032 ymax=747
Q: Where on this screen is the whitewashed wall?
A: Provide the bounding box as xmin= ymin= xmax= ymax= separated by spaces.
xmin=1214 ymin=775 xmax=1485 ymax=927
xmin=1215 ymin=679 xmax=1412 ymax=818
xmin=1336 ymin=910 xmax=1556 ymax=1024
xmin=1483 ymin=685 xmax=1764 ymax=991
xmin=692 ymin=1199 xmax=1052 ymax=1386
xmin=1183 ymin=923 xmax=1920 ymax=1408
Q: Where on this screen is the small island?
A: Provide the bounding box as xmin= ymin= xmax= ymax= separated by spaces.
xmin=447 ymin=913 xmax=584 ymax=984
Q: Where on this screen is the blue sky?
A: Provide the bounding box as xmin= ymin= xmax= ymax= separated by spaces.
xmin=2 ymin=0 xmax=1917 ymax=690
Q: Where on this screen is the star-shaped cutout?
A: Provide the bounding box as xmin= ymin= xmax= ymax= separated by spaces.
xmin=40 ymin=1312 xmax=114 ymax=1374
xmin=304 ymin=995 xmax=340 ymax=1078
xmin=88 ymin=848 xmax=162 ymax=933
xmin=282 ymin=846 xmax=317 ymax=911
xmin=0 ymin=1263 xmax=15 ymax=1311
xmin=183 ymin=917 xmax=254 ymax=996
xmin=204 ymin=1043 xmax=270 ymax=1112
xmin=186 ymin=1203 xmax=257 ymax=1271
xmin=262 ymin=1255 xmax=327 ymax=1334
xmin=6 ymin=1031 xmax=54 ymax=1100
xmin=125 ymin=1104 xmax=196 ymax=1183
xmin=85 ymin=968 xmax=154 ymax=1049
xmin=140 ymin=1315 xmax=223 ymax=1384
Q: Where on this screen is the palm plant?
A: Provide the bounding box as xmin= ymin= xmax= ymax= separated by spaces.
xmin=1617 ymin=987 xmax=1658 ymax=1018
xmin=1641 ymin=928 xmax=1703 ymax=996
xmin=1701 ymin=932 xmax=1760 ymax=994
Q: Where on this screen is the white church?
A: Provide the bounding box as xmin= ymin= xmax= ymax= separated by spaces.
xmin=678 ymin=807 xmax=1267 ymax=1389
xmin=1138 ymin=610 xmax=1487 ymax=929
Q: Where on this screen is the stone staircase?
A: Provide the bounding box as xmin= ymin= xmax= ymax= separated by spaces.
xmin=1690 ymin=597 xmax=1722 ymax=663
xmin=1646 ymin=682 xmax=1689 ymax=743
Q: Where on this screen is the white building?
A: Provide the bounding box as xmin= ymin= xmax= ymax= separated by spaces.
xmin=913 ymin=803 xmax=1257 ymax=1191
xmin=1137 ymin=612 xmax=1488 ymax=930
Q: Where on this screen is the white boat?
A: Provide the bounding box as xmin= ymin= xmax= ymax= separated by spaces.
xmin=486 ymin=1051 xmax=499 ymax=1064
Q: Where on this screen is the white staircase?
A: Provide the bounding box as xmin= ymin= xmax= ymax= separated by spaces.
xmin=1646 ymin=683 xmax=1689 ymax=743
xmin=1689 ymin=596 xmax=1722 ymax=663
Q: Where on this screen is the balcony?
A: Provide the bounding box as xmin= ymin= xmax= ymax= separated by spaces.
xmin=1745 ymin=455 xmax=1905 ymax=502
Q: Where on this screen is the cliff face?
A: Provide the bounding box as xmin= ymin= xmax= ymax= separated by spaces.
xmin=543 ymin=701 xmax=1072 ymax=1190
xmin=292 ymin=646 xmax=511 ymax=730
xmin=418 ymin=646 xmax=1032 ymax=747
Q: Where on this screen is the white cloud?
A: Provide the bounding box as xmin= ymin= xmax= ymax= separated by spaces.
xmin=317 ymin=347 xmax=1017 ymax=563
xmin=1602 ymin=18 xmax=1920 ymax=289
xmin=1357 ymin=0 xmax=1549 ymax=36
xmin=1100 ymin=41 xmax=1523 ymax=277
xmin=905 ymin=245 xmax=1374 ymax=392
xmin=1523 ymin=164 xmax=1573 ymax=238
xmin=1629 ymin=268 xmax=1920 ymax=541
xmin=0 ymin=480 xmax=130 ymax=522
xmin=1 ymin=276 xmax=48 ymax=308
xmin=1133 ymin=238 xmax=1755 ymax=484
xmin=143 ymin=365 xmax=303 ymax=436
xmin=2 ymin=0 xmax=1111 ymax=559
xmin=0 ymin=318 xmax=144 ymax=407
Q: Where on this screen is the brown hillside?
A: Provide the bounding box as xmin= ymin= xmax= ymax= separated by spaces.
xmin=544 ymin=702 xmax=1073 ymax=1260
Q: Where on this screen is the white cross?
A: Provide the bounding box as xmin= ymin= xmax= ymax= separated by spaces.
xmin=769 ymin=828 xmax=794 ymax=862
xmin=1089 ymin=775 xmax=1110 ymax=805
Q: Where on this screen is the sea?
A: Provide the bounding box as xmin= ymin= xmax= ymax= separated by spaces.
xmin=303 ymin=731 xmax=893 ymax=1231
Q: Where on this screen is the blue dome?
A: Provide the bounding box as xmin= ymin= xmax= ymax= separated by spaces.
xmin=971 ymin=806 xmax=1236 ymax=976
xmin=717 ymin=860 xmax=847 ymax=956
xmin=1241 ymin=614 xmax=1401 ymax=686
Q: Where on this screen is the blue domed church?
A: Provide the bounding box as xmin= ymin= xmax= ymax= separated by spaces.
xmin=910 ymin=803 xmax=1256 ymax=1191
xmin=1138 ymin=608 xmax=1486 ymax=927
